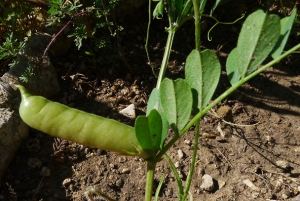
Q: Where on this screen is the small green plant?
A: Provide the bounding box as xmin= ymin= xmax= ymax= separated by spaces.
xmin=0 ymin=32 xmax=25 ymax=67
xmin=18 ymin=63 xmax=35 ymax=83
xmin=45 ymin=0 xmax=121 ymax=50
xmin=15 ymin=0 xmax=300 ymax=201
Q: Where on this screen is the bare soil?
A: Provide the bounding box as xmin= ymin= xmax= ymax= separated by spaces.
xmin=1 ymin=1 xmax=300 ymax=201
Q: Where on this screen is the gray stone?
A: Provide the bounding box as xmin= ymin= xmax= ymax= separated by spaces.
xmin=200 ymin=174 xmax=215 ymax=191
xmin=119 ymin=104 xmax=136 ymax=119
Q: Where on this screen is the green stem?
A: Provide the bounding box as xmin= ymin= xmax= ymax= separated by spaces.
xmin=193 ymin=0 xmax=201 ymax=51
xmin=157 ymin=42 xmax=300 ymax=159
xmin=145 ymin=0 xmax=157 ymax=76
xmin=156 ymin=29 xmax=176 ymax=89
xmin=145 ymin=160 xmax=157 ymax=201
xmin=182 ymin=42 xmax=300 ymax=134
xmin=182 ymin=120 xmax=200 ymax=200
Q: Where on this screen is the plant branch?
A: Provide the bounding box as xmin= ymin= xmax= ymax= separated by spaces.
xmin=182 ymin=120 xmax=200 ymax=200
xmin=182 ymin=43 xmax=300 ymax=135
xmin=193 ymin=0 xmax=201 ymax=51
xmin=157 ymin=42 xmax=300 ymax=159
xmin=145 ymin=0 xmax=157 ymax=76
xmin=156 ymin=29 xmax=176 ymax=89
xmin=145 ymin=160 xmax=157 ymax=201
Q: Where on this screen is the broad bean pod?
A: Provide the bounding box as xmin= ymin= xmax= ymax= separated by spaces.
xmin=16 ymin=85 xmax=148 ymax=158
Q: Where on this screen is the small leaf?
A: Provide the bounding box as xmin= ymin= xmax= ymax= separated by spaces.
xmin=160 ymin=78 xmax=192 ymax=133
xmin=226 ymin=48 xmax=241 ymax=85
xmin=237 ymin=10 xmax=280 ymax=76
xmin=135 ymin=109 xmax=162 ymax=158
xmin=185 ymin=49 xmax=221 ymax=111
xmin=147 ymin=88 xmax=168 ymax=149
xmin=147 ymin=88 xmax=160 ymax=115
xmin=271 ymin=8 xmax=297 ymax=59
xmin=153 ymin=0 xmax=164 ymax=19
xmin=201 ymin=49 xmax=221 ymax=108
xmin=185 ymin=50 xmax=202 ymax=112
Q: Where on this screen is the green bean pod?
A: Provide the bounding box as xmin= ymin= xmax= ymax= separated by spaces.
xmin=16 ymin=85 xmax=148 ymax=158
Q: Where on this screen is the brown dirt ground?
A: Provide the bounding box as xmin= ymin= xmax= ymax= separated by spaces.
xmin=1 ymin=1 xmax=300 ymax=200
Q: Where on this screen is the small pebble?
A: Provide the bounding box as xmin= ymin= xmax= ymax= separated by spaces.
xmin=200 ymin=174 xmax=215 ymax=191
xmin=282 ymin=193 xmax=289 ymax=199
xmin=121 ymin=168 xmax=130 ymax=174
xmin=118 ymin=156 xmax=127 ymax=163
xmin=276 ymin=160 xmax=290 ymax=169
xmin=174 ymin=161 xmax=180 ymax=168
xmin=119 ymin=104 xmax=136 ymax=119
xmin=243 ymin=179 xmax=260 ymax=191
xmin=294 ymin=147 xmax=300 ymax=152
xmin=184 ymin=140 xmax=191 ymax=145
xmin=218 ymin=180 xmax=226 ymax=190
xmin=178 ymin=149 xmax=184 ymax=160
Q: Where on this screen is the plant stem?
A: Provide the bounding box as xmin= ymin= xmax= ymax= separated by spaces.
xmin=182 ymin=43 xmax=300 ymax=134
xmin=156 ymin=29 xmax=176 ymax=89
xmin=145 ymin=0 xmax=152 ymax=63
xmin=145 ymin=0 xmax=156 ymax=76
xmin=193 ymin=0 xmax=201 ymax=51
xmin=182 ymin=120 xmax=200 ymax=200
xmin=157 ymin=42 xmax=300 ymax=159
xmin=145 ymin=160 xmax=157 ymax=201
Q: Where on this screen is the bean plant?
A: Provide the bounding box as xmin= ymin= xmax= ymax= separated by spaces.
xmin=15 ymin=0 xmax=300 ymax=200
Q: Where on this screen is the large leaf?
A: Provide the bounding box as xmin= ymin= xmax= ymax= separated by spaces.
xmin=271 ymin=8 xmax=297 ymax=59
xmin=160 ymin=78 xmax=192 ymax=133
xmin=226 ymin=47 xmax=240 ymax=85
xmin=237 ymin=10 xmax=280 ymax=77
xmin=185 ymin=49 xmax=221 ymax=112
xmin=147 ymin=88 xmax=168 ymax=148
xmin=135 ymin=109 xmax=162 ymax=158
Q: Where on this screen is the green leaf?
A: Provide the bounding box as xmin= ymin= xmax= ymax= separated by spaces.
xmin=147 ymin=88 xmax=168 ymax=149
xmin=237 ymin=9 xmax=280 ymax=76
xmin=199 ymin=0 xmax=207 ymax=13
xmin=135 ymin=109 xmax=162 ymax=158
xmin=226 ymin=47 xmax=241 ymax=85
xmin=153 ymin=0 xmax=164 ymax=19
xmin=175 ymin=0 xmax=183 ymax=15
xmin=185 ymin=49 xmax=221 ymax=112
xmin=147 ymin=88 xmax=160 ymax=115
xmin=271 ymin=8 xmax=297 ymax=59
xmin=185 ymin=50 xmax=202 ymax=112
xmin=201 ymin=49 xmax=221 ymax=108
xmin=160 ymin=78 xmax=192 ymax=133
